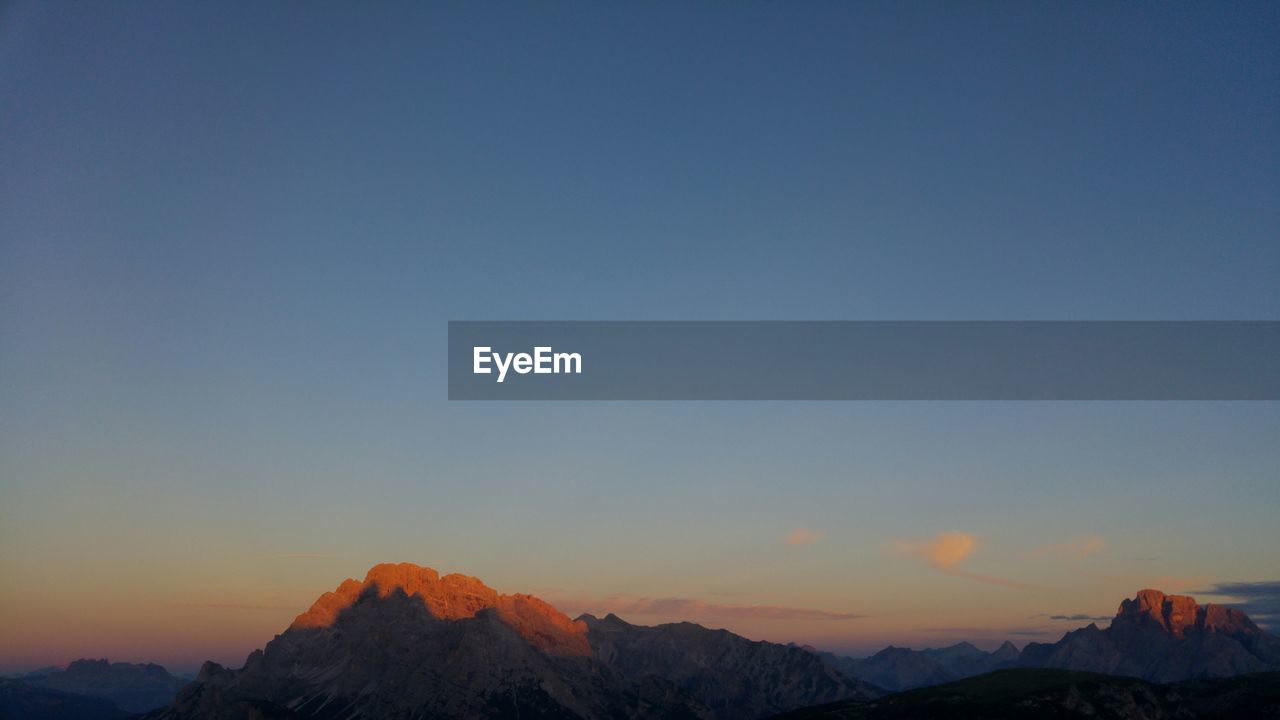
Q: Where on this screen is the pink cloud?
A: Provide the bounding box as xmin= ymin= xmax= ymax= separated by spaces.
xmin=893 ymin=532 xmax=1038 ymax=590
xmin=893 ymin=532 xmax=976 ymax=569
xmin=784 ymin=528 xmax=821 ymax=546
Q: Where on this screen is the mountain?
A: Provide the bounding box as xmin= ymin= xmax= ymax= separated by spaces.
xmin=3 ymin=667 xmax=66 ymax=680
xmin=1018 ymin=588 xmax=1280 ymax=682
xmin=816 ymin=641 xmax=1020 ymax=691
xmin=768 ymin=668 xmax=1280 ymax=720
xmin=0 ymin=678 xmax=129 ymax=720
xmin=581 ymin=613 xmax=880 ymax=718
xmin=816 ymin=587 xmax=1280 ymax=693
xmin=22 ymin=659 xmax=189 ymax=713
xmin=144 ymin=562 xmax=878 ymax=720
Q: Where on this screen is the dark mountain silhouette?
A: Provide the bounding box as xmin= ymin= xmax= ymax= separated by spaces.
xmin=768 ymin=668 xmax=1280 ymax=719
xmin=1018 ymin=588 xmax=1280 ymax=682
xmin=3 ymin=667 xmax=65 ymax=680
xmin=21 ymin=659 xmax=187 ymax=714
xmin=581 ymin=613 xmax=879 ymax=718
xmin=816 ymin=641 xmax=1020 ymax=691
xmin=143 ymin=562 xmax=879 ymax=720
xmin=808 ymin=588 xmax=1279 ymax=693
xmin=0 ymin=678 xmax=129 ymax=720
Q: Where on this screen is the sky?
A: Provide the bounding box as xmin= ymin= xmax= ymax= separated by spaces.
xmin=1 ymin=2 xmax=1278 ymax=674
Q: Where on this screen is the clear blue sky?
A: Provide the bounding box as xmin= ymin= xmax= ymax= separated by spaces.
xmin=1 ymin=2 xmax=1277 ymax=671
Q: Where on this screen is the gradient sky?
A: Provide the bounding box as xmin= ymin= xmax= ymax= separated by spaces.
xmin=1 ymin=2 xmax=1278 ymax=674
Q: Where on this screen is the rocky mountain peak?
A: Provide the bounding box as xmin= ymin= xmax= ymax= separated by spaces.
xmin=290 ymin=562 xmax=591 ymax=655
xmin=1114 ymin=588 xmax=1259 ymax=638
xmin=1116 ymin=589 xmax=1198 ymax=636
xmin=992 ymin=641 xmax=1021 ymax=659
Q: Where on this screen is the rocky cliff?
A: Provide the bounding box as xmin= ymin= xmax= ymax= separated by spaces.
xmin=1018 ymin=588 xmax=1280 ymax=682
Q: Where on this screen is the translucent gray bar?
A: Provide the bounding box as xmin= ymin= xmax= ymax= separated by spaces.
xmin=448 ymin=321 xmax=1279 ymax=400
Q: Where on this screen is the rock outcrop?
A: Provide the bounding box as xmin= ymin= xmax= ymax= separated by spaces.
xmin=1018 ymin=588 xmax=1280 ymax=682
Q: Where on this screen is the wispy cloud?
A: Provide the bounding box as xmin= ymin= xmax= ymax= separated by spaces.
xmin=893 ymin=532 xmax=1039 ymax=590
xmin=1048 ymin=613 xmax=1110 ymax=622
xmin=783 ymin=528 xmax=821 ymax=547
xmin=1030 ymin=535 xmax=1105 ymax=559
xmin=256 ymin=553 xmax=335 ymax=560
xmin=563 ymin=595 xmax=865 ymax=622
xmin=177 ymin=602 xmax=296 ymax=611
xmin=893 ymin=532 xmax=976 ymax=569
xmin=921 ymin=626 xmax=1049 ymax=638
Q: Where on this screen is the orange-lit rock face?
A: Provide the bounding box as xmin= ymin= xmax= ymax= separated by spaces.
xmin=1115 ymin=588 xmax=1258 ymax=638
xmin=290 ymin=562 xmax=590 ymax=655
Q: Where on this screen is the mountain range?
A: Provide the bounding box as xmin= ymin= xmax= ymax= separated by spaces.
xmin=816 ymin=640 xmax=1021 ymax=691
xmin=770 ymin=668 xmax=1280 ymax=720
xmin=8 ymin=564 xmax=1279 ymax=719
xmin=18 ymin=659 xmax=189 ymax=714
xmin=142 ymin=562 xmax=881 ymax=720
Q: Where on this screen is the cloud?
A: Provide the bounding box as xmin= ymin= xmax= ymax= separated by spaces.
xmin=784 ymin=528 xmax=821 ymax=546
xmin=1193 ymin=580 xmax=1280 ymax=597
xmin=568 ymin=595 xmax=865 ymax=622
xmin=178 ymin=602 xmax=296 ymax=611
xmin=1030 ymin=536 xmax=1105 ymax=559
xmin=921 ymin=626 xmax=1048 ymax=638
xmin=892 ymin=532 xmax=1039 ymax=590
xmin=257 ymin=553 xmax=335 ymax=559
xmin=894 ymin=532 xmax=976 ymax=569
xmin=1191 ymin=581 xmax=1280 ymax=629
xmin=1049 ymin=614 xmax=1111 ymax=622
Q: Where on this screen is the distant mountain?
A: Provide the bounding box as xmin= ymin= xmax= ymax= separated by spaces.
xmin=582 ymin=613 xmax=880 ymax=718
xmin=811 ymin=588 xmax=1280 ymax=693
xmin=1018 ymin=588 xmax=1280 ymax=682
xmin=816 ymin=641 xmax=1020 ymax=691
xmin=143 ymin=562 xmax=878 ymax=720
xmin=23 ymin=659 xmax=188 ymax=713
xmin=769 ymin=668 xmax=1280 ymax=720
xmin=3 ymin=667 xmax=66 ymax=680
xmin=0 ymin=678 xmax=128 ymax=720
